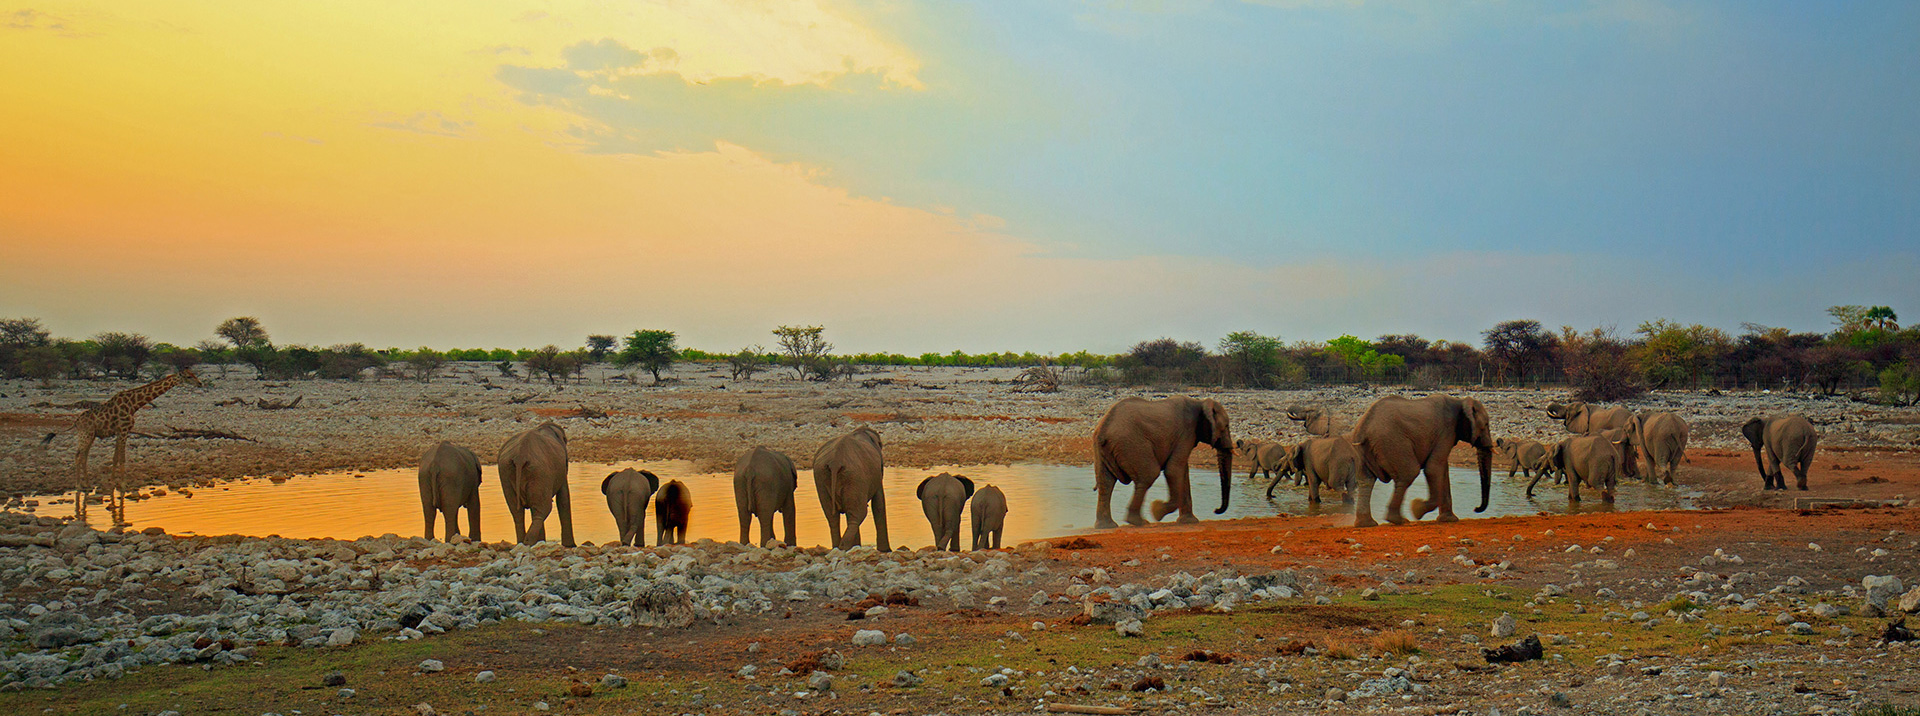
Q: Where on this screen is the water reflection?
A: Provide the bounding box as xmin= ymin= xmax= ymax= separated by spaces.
xmin=36 ymin=463 xmax=1690 ymax=547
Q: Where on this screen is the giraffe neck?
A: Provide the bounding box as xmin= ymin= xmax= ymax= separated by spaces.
xmin=115 ymin=373 xmax=185 ymax=411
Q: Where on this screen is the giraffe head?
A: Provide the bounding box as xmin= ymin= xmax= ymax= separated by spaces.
xmin=175 ymin=367 xmax=205 ymax=388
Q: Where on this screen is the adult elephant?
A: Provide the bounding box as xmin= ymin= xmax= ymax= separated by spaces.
xmin=601 ymin=468 xmax=659 ymax=546
xmin=814 ymin=426 xmax=889 ymax=550
xmin=917 ymin=472 xmax=975 ymax=551
xmin=1348 ymin=394 xmax=1493 ymax=527
xmin=1631 ymin=412 xmax=1690 ymax=486
xmin=1742 ymin=414 xmax=1819 ymax=490
xmin=498 ymin=422 xmax=574 ymax=546
xmin=1549 ymin=429 xmax=1630 ymax=503
xmin=1092 ymin=396 xmax=1233 ymax=528
xmin=733 ymin=446 xmax=798 ymax=547
xmin=655 ymin=480 xmax=691 ymax=545
xmin=971 ymin=484 xmax=1008 ymax=550
xmin=418 ymin=441 xmax=482 ymax=542
xmin=1272 ymin=437 xmax=1358 ymax=505
xmin=1547 ymin=401 xmax=1638 ymax=479
xmin=1286 ymin=406 xmax=1345 ymax=437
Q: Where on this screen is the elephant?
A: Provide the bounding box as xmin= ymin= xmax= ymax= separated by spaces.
xmin=814 ymin=426 xmax=890 ymax=550
xmin=601 ymin=468 xmax=659 ymax=546
xmin=971 ymin=484 xmax=1008 ymax=550
xmin=1269 ymin=437 xmax=1358 ymax=504
xmin=655 ymin=480 xmax=692 ymax=545
xmin=1630 ymin=412 xmax=1690 ymax=486
xmin=498 ymin=422 xmax=574 ymax=547
xmin=1286 ymin=406 xmax=1345 ymax=437
xmin=1238 ymin=439 xmax=1295 ymax=485
xmin=1547 ymin=401 xmax=1638 ymax=479
xmin=1495 ymin=437 xmax=1552 ymax=480
xmin=1092 ymin=396 xmax=1233 ymax=528
xmin=418 ymin=441 xmax=482 ymax=542
xmin=1741 ymin=414 xmax=1819 ymax=490
xmin=733 ymin=446 xmax=798 ymax=547
xmin=1347 ymin=394 xmax=1493 ymax=527
xmin=1549 ymin=429 xmax=1631 ymax=502
xmin=917 ymin=472 xmax=975 ymax=551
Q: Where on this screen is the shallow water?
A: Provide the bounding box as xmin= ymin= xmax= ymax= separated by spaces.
xmin=38 ymin=459 xmax=1694 ymax=547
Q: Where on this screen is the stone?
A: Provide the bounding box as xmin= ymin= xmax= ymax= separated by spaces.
xmin=980 ymin=673 xmax=1009 ymax=687
xmin=322 ymin=671 xmax=347 ymax=687
xmin=1491 ymin=613 xmax=1517 ymax=638
xmin=631 ymin=583 xmax=699 ymax=629
xmin=1115 ymin=618 xmax=1144 ymax=637
xmin=1708 ymin=671 xmax=1727 ymax=688
xmin=851 ymin=629 xmax=887 ymax=647
xmin=890 ymin=670 xmax=924 ymax=688
xmin=418 ymin=659 xmax=445 ymax=673
xmin=1788 ymin=622 xmax=1815 ymax=635
xmin=1325 ymin=687 xmax=1347 ymax=702
xmin=475 ymin=671 xmax=497 ymax=683
xmin=1864 ymin=575 xmax=1904 ymax=610
xmin=30 ymin=628 xmax=85 ymax=650
xmin=600 ymin=673 xmax=627 ymax=688
xmin=327 ymin=628 xmax=358 ymax=647
xmin=1900 ymin=587 xmax=1920 ymax=614
xmin=807 ymin=671 xmax=833 ymax=692
xmin=1082 ymin=596 xmax=1147 ymax=625
xmin=737 ymin=665 xmax=758 ymax=677
xmin=337 ymin=689 xmax=354 ymax=699
xmin=1813 ymin=603 xmax=1848 ymax=619
xmin=892 ymin=633 xmax=916 ymax=646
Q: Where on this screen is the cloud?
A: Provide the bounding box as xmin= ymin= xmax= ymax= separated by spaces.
xmin=5 ymin=8 xmax=90 ymax=37
xmin=367 ymin=110 xmax=476 ymax=138
xmin=562 ymin=38 xmax=645 ymax=71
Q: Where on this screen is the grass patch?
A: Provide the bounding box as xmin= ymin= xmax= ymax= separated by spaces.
xmin=1371 ymin=630 xmax=1421 ymax=656
xmin=1856 ymin=706 xmax=1920 ymax=716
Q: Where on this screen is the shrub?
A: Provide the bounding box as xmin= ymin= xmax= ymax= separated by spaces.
xmin=315 ymin=344 xmax=383 ymax=380
xmin=405 ymin=347 xmax=446 ymax=383
xmin=524 ymin=345 xmax=583 ymax=384
xmin=154 ymin=345 xmax=203 ymax=373
xmin=1408 ymin=364 xmax=1444 ymax=390
xmin=94 ymin=332 xmax=154 ymax=380
xmin=1879 ymin=362 xmax=1920 ymax=406
xmin=0 ymin=317 xmax=52 ymax=379
xmin=773 ymin=325 xmax=835 ymax=381
xmin=1119 ymin=338 xmax=1206 ymax=385
xmin=1370 ymin=630 xmax=1420 ymax=656
xmin=727 ymin=345 xmax=769 ymax=381
xmin=585 ymin=335 xmax=616 ymax=362
xmin=1322 ymin=640 xmax=1356 ymax=660
xmin=18 ymin=345 xmax=67 ymax=385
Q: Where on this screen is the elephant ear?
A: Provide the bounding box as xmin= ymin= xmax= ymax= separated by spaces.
xmin=640 ymin=470 xmax=660 ymax=493
xmin=1550 ymin=441 xmax=1569 ymax=470
xmin=1201 ymin=399 xmax=1233 ymax=449
xmin=1304 ymin=411 xmax=1333 ymax=437
xmin=1290 ymin=443 xmax=1308 ymax=472
xmin=1740 ymin=418 xmax=1765 ymax=450
xmin=917 ymin=476 xmax=936 ymax=500
xmin=956 ymin=475 xmax=975 ymax=499
xmin=1455 ymin=397 xmax=1491 ymax=447
xmin=601 ymin=472 xmax=618 ymax=495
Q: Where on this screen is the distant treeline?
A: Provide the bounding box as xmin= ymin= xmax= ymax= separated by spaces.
xmin=2 ymin=306 xmax=1916 ymax=405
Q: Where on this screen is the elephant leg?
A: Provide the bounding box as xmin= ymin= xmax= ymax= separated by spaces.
xmin=441 ymin=505 xmax=459 ymax=541
xmin=465 ymin=494 xmax=482 ymax=543
xmin=526 ymin=498 xmax=551 ymax=544
xmin=824 ymin=510 xmax=844 ymax=549
xmin=1569 ymin=468 xmax=1582 ymax=502
xmin=841 ymin=508 xmax=866 ymax=549
xmin=423 ymin=500 xmax=437 ymax=541
xmin=992 ymin=528 xmax=1002 ymax=549
xmin=1793 ymin=454 xmax=1811 ymax=491
xmin=1265 ymin=471 xmax=1285 ymax=500
xmin=737 ymin=498 xmax=752 ymax=546
xmin=1128 ymin=478 xmax=1156 ymax=526
xmin=1094 ymin=472 xmax=1119 ymax=530
xmin=871 ymin=491 xmax=891 ymax=552
xmin=1352 ymin=474 xmax=1379 ymax=528
xmin=1381 ymin=478 xmax=1414 ymax=525
xmin=1166 ymin=460 xmax=1199 ymax=523
xmin=781 ymin=496 xmax=797 ymax=548
xmin=555 ymin=486 xmax=575 ymax=548
xmin=1525 ymin=470 xmax=1544 ymax=499
xmin=1306 ymin=467 xmax=1323 ymax=504
xmin=1416 ymin=457 xmax=1457 ymax=522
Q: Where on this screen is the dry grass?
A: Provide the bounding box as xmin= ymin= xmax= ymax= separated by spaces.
xmin=1371 ymin=630 xmax=1421 ymax=656
xmin=1323 ymin=640 xmax=1357 ymax=660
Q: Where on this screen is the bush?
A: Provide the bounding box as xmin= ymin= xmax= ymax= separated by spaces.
xmin=727 ymin=345 xmax=769 ymax=381
xmin=94 ymin=332 xmax=153 ymax=380
xmin=1879 ymin=362 xmax=1920 ymax=406
xmin=315 ymin=344 xmax=383 ymax=380
xmin=1119 ymin=338 xmax=1206 ymax=385
xmin=1558 ymin=327 xmax=1645 ymax=402
xmin=773 ymin=325 xmax=836 ymax=381
xmin=404 ymin=347 xmax=446 ymax=383
xmin=0 ymin=317 xmax=52 ymax=379
xmin=1408 ymin=365 xmax=1444 ymax=390
xmin=618 ymin=330 xmax=679 ymax=383
xmin=524 ymin=345 xmax=583 ymax=384
xmin=1369 ymin=631 xmax=1420 ymax=656
xmin=18 ymin=345 xmax=67 ymax=385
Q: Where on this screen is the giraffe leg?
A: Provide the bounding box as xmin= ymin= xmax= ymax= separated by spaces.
xmin=74 ymin=433 xmax=95 ymax=520
xmin=112 ymin=433 xmax=130 ymax=525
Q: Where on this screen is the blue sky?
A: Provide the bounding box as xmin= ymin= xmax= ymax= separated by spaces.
xmin=5 ymin=0 xmax=1916 ymax=351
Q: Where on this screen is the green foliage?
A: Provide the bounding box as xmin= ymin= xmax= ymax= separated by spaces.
xmin=1633 ymin=319 xmax=1731 ymax=388
xmin=1481 ymin=319 xmax=1556 ymax=383
xmin=1879 ymin=362 xmax=1920 ymax=406
xmin=773 ymin=325 xmax=835 ymax=381
xmin=216 ymin=316 xmax=271 ymax=349
xmin=1557 ymin=327 xmax=1645 ymax=402
xmin=726 ymin=346 xmax=769 ymax=381
xmin=0 ymin=317 xmax=53 ymax=379
xmin=404 ymin=347 xmax=446 ymax=383
xmin=1323 ymin=335 xmax=1405 ymax=377
xmin=524 ymin=345 xmax=583 ymax=384
xmin=584 ymin=335 xmax=616 ymax=362
xmin=315 ymin=344 xmax=385 ymax=380
xmin=1218 ymin=330 xmax=1286 ymax=388
xmin=617 ymin=330 xmax=679 ymax=382
xmin=93 ymin=331 xmax=154 ymax=380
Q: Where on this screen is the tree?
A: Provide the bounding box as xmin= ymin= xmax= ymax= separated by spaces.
xmin=524 ymin=345 xmax=579 ymax=385
xmin=1865 ymin=306 xmax=1900 ymax=331
xmin=1827 ymin=305 xmax=1872 ymax=333
xmin=773 ymin=325 xmax=834 ymax=381
xmin=94 ymin=332 xmax=153 ymax=380
xmin=1556 ymin=326 xmax=1643 ymax=401
xmin=727 ymin=345 xmax=769 ymax=381
xmin=1324 ymin=335 xmax=1405 ymax=378
xmin=1218 ymin=331 xmax=1284 ymax=388
xmin=405 ymin=347 xmax=446 ymax=383
xmin=1482 ymin=319 xmax=1556 ymax=383
xmin=0 ymin=317 xmax=52 ymax=379
xmin=1633 ymin=319 xmax=1731 ymax=389
xmin=216 ymin=317 xmax=271 ymax=349
xmin=585 ymin=334 xmax=617 ymax=362
xmin=618 ymin=330 xmax=679 ymax=383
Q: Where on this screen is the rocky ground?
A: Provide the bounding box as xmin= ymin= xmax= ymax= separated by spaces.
xmin=3 ymin=363 xmax=1919 ymax=501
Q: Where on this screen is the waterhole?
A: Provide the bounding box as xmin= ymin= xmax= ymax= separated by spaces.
xmin=39 ymin=463 xmax=1691 ymax=547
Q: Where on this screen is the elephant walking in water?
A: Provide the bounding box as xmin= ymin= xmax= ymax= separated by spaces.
xmin=498 ymin=422 xmax=574 ymax=546
xmin=1348 ymin=394 xmax=1493 ymax=527
xmin=1092 ymin=396 xmax=1233 ymax=528
xmin=917 ymin=472 xmax=975 ymax=551
xmin=734 ymin=446 xmax=798 ymax=547
xmin=418 ymin=441 xmax=482 ymax=542
xmin=1742 ymin=414 xmax=1818 ymax=490
xmin=814 ymin=426 xmax=889 ymax=550
xmin=1550 ymin=429 xmax=1631 ymax=503
xmin=1631 ymin=412 xmax=1690 ymax=486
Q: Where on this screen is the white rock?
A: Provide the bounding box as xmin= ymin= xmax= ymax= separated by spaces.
xmin=1116 ymin=618 xmax=1144 ymax=637
xmin=1490 ymin=613 xmax=1516 ymax=638
xmin=851 ymin=629 xmax=887 ymax=647
xmin=475 ymin=671 xmax=496 ymax=683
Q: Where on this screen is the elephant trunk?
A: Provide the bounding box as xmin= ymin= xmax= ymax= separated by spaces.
xmin=1474 ymin=444 xmax=1492 ymax=513
xmin=1748 ymin=442 xmax=1768 ymax=485
xmin=1214 ymin=444 xmax=1233 ymax=515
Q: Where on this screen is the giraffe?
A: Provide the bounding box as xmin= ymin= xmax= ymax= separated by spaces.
xmin=41 ymin=368 xmax=204 ymax=519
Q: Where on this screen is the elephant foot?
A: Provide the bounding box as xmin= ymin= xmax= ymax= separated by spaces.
xmin=1149 ymin=500 xmax=1177 ymax=521
xmin=1124 ymin=512 xmax=1150 ymax=527
xmin=1408 ymin=498 xmax=1433 ymax=519
xmin=1435 ymin=512 xmax=1460 ymax=523
xmin=1352 ymin=514 xmax=1378 ymax=528
xmin=1176 ymin=513 xmax=1200 ymax=524
xmin=1383 ymin=512 xmax=1408 ymax=525
xmin=1094 ymin=514 xmax=1119 ymax=530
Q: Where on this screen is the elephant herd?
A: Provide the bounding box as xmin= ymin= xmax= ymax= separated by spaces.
xmin=414 ymin=422 xmax=1010 ymax=550
xmin=1099 ymin=394 xmax=1824 ymax=530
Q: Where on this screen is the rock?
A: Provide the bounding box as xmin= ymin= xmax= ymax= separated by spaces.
xmin=816 ymin=649 xmax=847 ymax=671
xmin=1900 ymin=587 xmax=1920 ymax=614
xmin=1137 ymin=654 xmax=1160 ymax=667
xmin=327 ymin=628 xmax=358 ymax=647
xmin=1814 ymin=603 xmax=1848 ymax=619
xmin=1788 ymin=622 xmax=1816 ymax=635
xmin=737 ymin=665 xmax=759 ymax=677
xmin=1864 ymin=575 xmax=1904 ymax=610
xmin=337 ymin=689 xmax=354 ymax=699
xmin=1549 ymin=692 xmax=1572 ymax=708
xmin=322 ymin=671 xmax=347 ymax=687
xmin=1774 ymin=612 xmax=1796 ymax=625
xmin=1359 ymin=588 xmax=1380 ymax=601
xmin=532 ymin=702 xmax=549 ymax=711
xmin=1482 ymin=634 xmax=1544 ymax=663
xmin=892 ymin=633 xmax=916 ymax=646
xmin=1491 ymin=613 xmax=1517 ymax=638
xmin=412 ymin=703 xmax=437 ymax=716
xmin=1115 ymin=618 xmax=1144 ymax=637
xmin=807 ymin=671 xmax=832 ymax=692
xmin=475 ymin=671 xmax=496 ymax=683
xmin=568 ymin=682 xmax=592 ymax=697
xmin=29 ymin=628 xmax=85 ymax=650
xmin=980 ymin=673 xmax=1009 ymax=687
xmin=851 ymin=629 xmax=887 ymax=647
xmin=1325 ymin=687 xmax=1347 ymax=702
xmin=1082 ymin=596 xmax=1147 ymax=625
xmin=631 ymin=583 xmax=699 ymax=628
xmin=1708 ymin=671 xmax=1727 ymax=687
xmin=890 ymin=670 xmax=924 ymax=688
xmin=418 ymin=659 xmax=445 ymax=673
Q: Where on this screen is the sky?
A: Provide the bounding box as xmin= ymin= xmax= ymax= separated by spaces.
xmin=2 ymin=0 xmax=1915 ymax=354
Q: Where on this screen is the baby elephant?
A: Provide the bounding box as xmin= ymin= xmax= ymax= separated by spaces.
xmin=917 ymin=472 xmax=975 ymax=551
xmin=418 ymin=441 xmax=482 ymax=541
xmin=601 ymin=468 xmax=660 ymax=546
xmin=655 ymin=480 xmax=692 ymax=545
xmin=971 ymin=484 xmax=1008 ymax=550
